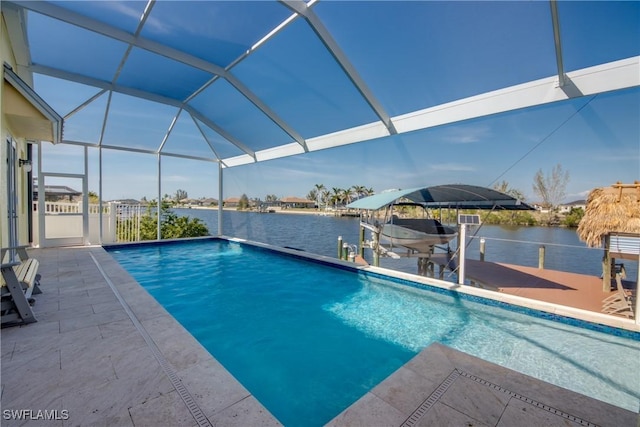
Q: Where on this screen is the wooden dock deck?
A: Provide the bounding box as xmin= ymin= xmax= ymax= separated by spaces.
xmin=461 ymin=258 xmax=636 ymax=315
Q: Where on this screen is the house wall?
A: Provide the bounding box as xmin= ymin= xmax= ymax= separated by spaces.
xmin=1 ymin=11 xmax=34 ymax=247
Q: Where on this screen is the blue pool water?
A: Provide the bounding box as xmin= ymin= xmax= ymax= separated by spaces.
xmin=107 ymin=239 xmax=640 ymax=424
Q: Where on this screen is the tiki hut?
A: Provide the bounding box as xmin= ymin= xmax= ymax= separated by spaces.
xmin=578 ymin=181 xmax=640 ymax=293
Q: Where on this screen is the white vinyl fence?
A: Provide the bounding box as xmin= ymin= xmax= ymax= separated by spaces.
xmin=32 ymin=202 xmax=144 ymax=246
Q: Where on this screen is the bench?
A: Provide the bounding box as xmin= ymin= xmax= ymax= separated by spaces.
xmin=1 ymin=246 xmax=41 ymax=325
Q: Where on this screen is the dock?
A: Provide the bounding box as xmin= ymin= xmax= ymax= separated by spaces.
xmin=426 ymin=255 xmax=636 ymax=316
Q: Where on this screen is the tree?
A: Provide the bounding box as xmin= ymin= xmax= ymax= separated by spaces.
xmin=532 ymin=164 xmax=569 ymax=211
xmin=351 ymin=185 xmax=368 ymax=201
xmin=330 ymin=187 xmax=346 ymax=208
xmin=533 ymin=164 xmax=569 ymax=226
xmin=340 ymin=188 xmax=352 ymax=205
xmin=493 ymin=180 xmax=525 ymax=201
xmin=238 ymin=194 xmax=250 ymax=210
xmin=130 ymin=199 xmax=209 ymax=241
xmin=310 ymin=184 xmax=326 ymax=209
xmin=307 ymin=189 xmax=317 ymax=204
xmin=562 ymin=207 xmax=585 ymax=228
xmin=88 ymin=191 xmax=100 ymax=204
xmin=175 ymin=189 xmax=188 ymax=201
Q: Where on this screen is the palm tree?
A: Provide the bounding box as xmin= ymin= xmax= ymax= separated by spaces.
xmin=313 ymin=184 xmax=326 ymax=209
xmin=351 ymin=185 xmax=367 ymax=201
xmin=321 ymin=189 xmax=330 ymax=208
xmin=340 ymin=188 xmax=352 ymax=205
xmin=307 ymin=189 xmax=317 ymax=203
xmin=331 ymin=187 xmax=344 ymax=209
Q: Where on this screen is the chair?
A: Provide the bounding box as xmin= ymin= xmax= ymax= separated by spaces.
xmin=1 ymin=246 xmax=42 ymax=294
xmin=1 ymin=246 xmax=41 ymax=325
xmin=602 ymin=264 xmax=634 ymax=319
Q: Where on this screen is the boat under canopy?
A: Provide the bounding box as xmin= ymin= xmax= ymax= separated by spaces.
xmin=346 ymin=184 xmax=535 ymax=267
xmin=381 ymin=217 xmax=457 ymax=254
xmin=347 ymin=184 xmax=534 ymax=211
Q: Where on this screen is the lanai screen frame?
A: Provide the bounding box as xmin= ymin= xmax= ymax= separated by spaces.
xmin=4 ymin=0 xmax=639 ymax=241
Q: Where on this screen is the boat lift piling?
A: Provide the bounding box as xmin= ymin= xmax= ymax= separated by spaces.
xmin=337 ymin=235 xmax=359 ymax=262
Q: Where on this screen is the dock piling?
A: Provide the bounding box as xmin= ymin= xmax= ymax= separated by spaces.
xmin=538 ymin=245 xmax=545 ymax=269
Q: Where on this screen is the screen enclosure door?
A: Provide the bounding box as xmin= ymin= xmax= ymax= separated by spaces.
xmin=38 ymin=173 xmax=88 ymax=247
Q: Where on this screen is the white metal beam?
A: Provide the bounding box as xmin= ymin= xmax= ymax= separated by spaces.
xmin=280 ymin=0 xmax=397 ymax=136
xmin=7 ymin=0 xmax=228 ymax=76
xmin=191 ymin=114 xmax=225 ymax=166
xmin=1 ymin=2 xmax=31 ymax=75
xmin=29 ymin=64 xmax=183 ymax=107
xmin=10 ymin=0 xmax=309 ymax=153
xmin=183 ymin=106 xmax=256 ymax=159
xmin=392 ymin=56 xmax=639 ymax=135
xmin=225 ymin=74 xmax=308 ymax=152
xmin=223 ymin=56 xmax=640 ymax=166
xmin=29 ymin=64 xmax=256 ymax=158
xmin=549 ymin=0 xmax=566 ymax=87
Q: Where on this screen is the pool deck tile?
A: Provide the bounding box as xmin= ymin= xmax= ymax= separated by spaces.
xmin=2 ymin=246 xmax=638 ymax=427
xmin=1 ymin=246 xmax=281 ymax=427
xmin=327 ymin=343 xmax=638 ymax=427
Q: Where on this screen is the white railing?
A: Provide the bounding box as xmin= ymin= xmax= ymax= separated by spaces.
xmin=35 ymin=201 xmax=81 ymax=213
xmin=33 ymin=202 xmax=144 ymax=244
xmin=34 ymin=201 xmax=109 ymax=214
xmin=113 ymin=204 xmax=143 ymax=243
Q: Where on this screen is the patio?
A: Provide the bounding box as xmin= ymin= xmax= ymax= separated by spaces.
xmin=1 ymin=246 xmax=280 ymax=427
xmin=1 ymin=246 xmax=637 ymax=426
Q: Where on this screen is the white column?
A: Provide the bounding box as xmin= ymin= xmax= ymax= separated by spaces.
xmin=98 ymin=146 xmax=103 ymax=244
xmin=458 ymin=224 xmax=466 ymax=285
xmin=37 ymin=142 xmax=45 ymax=248
xmin=82 ymin=146 xmax=89 ymax=245
xmin=636 ymin=255 xmax=639 ymax=325
xmin=218 ymin=163 xmax=223 ymax=236
xmin=157 ymin=154 xmax=162 ymax=241
xmin=107 ymin=202 xmax=117 ymax=244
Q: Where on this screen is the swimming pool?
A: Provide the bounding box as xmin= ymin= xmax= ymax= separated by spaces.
xmin=107 ymin=239 xmax=640 ymax=425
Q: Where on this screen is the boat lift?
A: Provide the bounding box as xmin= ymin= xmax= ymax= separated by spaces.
xmin=346 ymin=184 xmax=535 ymax=285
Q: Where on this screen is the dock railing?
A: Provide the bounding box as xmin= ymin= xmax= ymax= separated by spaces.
xmin=467 ymin=234 xmax=638 ymax=284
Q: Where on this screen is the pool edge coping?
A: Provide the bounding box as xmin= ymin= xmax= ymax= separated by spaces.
xmin=103 ymin=236 xmax=640 ymax=337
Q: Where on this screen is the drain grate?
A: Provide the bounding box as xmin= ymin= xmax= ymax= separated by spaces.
xmin=458 ymin=371 xmax=600 ymax=427
xmin=91 ymin=254 xmax=212 ymax=427
xmin=401 ymin=369 xmax=460 ymax=427
xmin=401 ymin=369 xmax=600 ymax=427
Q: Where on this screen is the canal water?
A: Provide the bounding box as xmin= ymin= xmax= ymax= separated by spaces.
xmin=176 ymin=208 xmax=638 ymax=281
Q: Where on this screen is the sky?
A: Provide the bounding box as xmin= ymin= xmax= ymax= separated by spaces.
xmin=28 ymin=1 xmax=640 ymax=203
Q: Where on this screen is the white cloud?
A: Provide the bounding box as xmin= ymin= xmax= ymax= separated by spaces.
xmin=441 ymin=125 xmax=492 ymax=144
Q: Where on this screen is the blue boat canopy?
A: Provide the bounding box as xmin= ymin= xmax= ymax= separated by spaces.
xmin=347 ymin=184 xmax=534 ymax=211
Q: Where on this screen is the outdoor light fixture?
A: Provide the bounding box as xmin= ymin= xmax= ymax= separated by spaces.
xmin=18 ymin=159 xmax=32 ymax=172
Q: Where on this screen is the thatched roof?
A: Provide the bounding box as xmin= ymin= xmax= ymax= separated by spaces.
xmin=577 ymin=182 xmax=640 ymax=247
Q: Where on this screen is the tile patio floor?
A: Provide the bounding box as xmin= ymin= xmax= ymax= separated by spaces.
xmin=328 ymin=343 xmax=638 ymax=427
xmin=1 ymin=246 xmax=638 ymax=426
xmin=1 ymin=246 xmax=280 ymax=427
